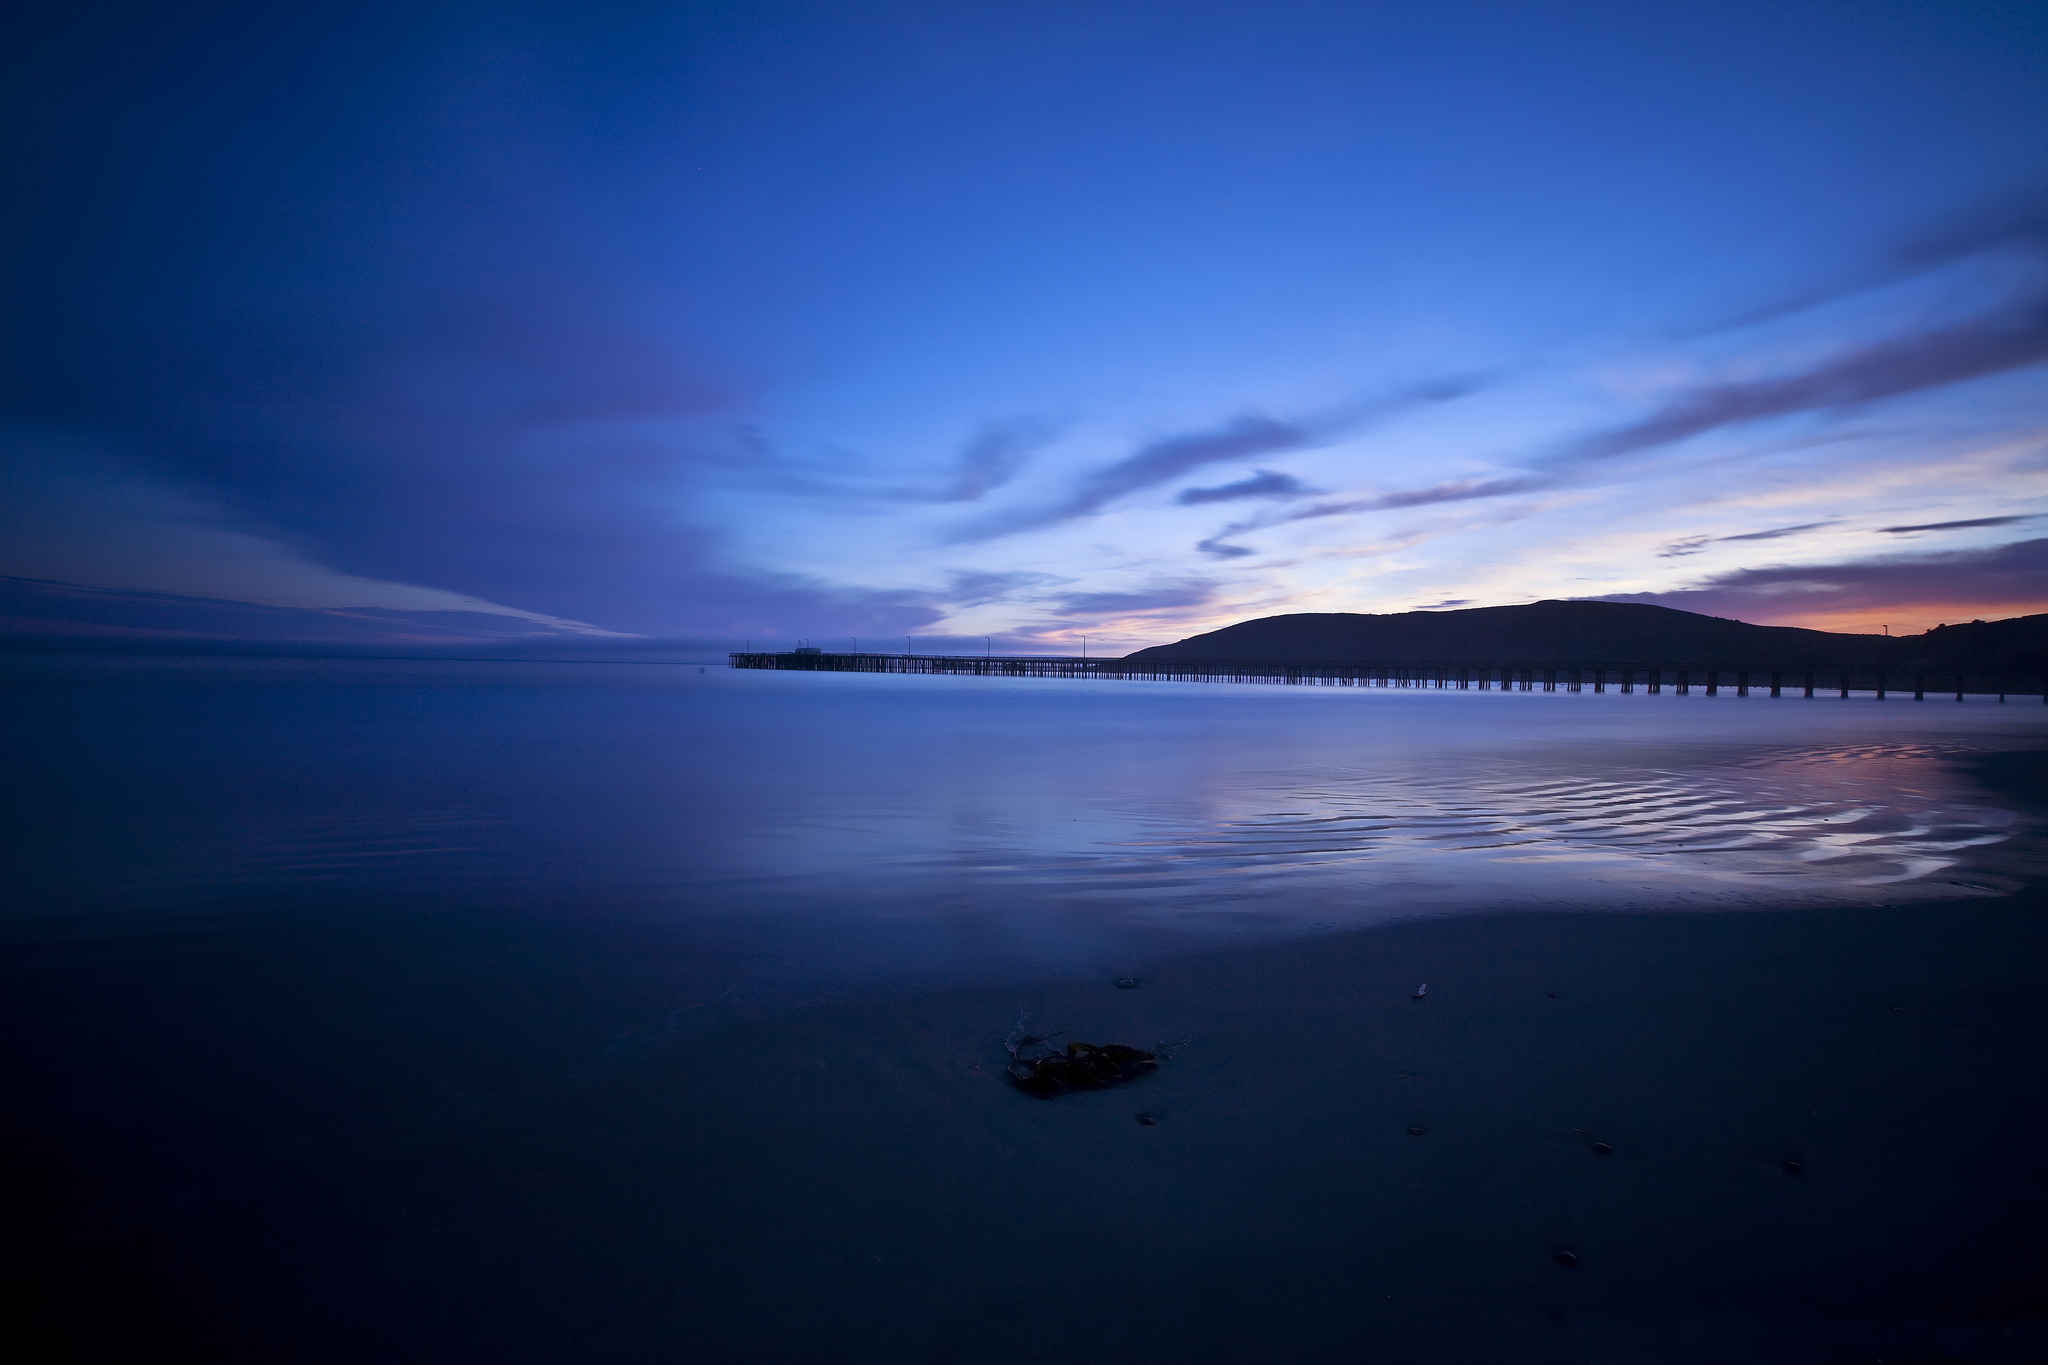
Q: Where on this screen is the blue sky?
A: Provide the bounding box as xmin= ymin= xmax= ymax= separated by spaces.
xmin=4 ymin=0 xmax=2045 ymax=649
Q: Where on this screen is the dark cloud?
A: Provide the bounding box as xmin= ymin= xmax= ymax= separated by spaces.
xmin=1412 ymin=598 xmax=1472 ymax=609
xmin=1593 ymin=538 xmax=2048 ymax=624
xmin=955 ymin=377 xmax=1485 ymax=543
xmin=1177 ymin=470 xmax=1311 ymax=505
xmin=1877 ymin=515 xmax=2040 ymax=534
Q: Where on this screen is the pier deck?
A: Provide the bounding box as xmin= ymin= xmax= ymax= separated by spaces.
xmin=730 ymin=652 xmax=2045 ymax=700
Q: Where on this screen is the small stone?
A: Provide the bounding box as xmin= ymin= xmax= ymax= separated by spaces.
xmin=1406 ymin=1125 xmax=1427 ymax=1136
xmin=968 ymin=1061 xmax=981 ymax=1070
xmin=1552 ymin=1250 xmax=1579 ymax=1268
xmin=1114 ymin=977 xmax=1139 ymax=989
xmin=1135 ymin=1113 xmax=1157 ymax=1126
xmin=1782 ymin=1160 xmax=1803 ymax=1174
xmin=1546 ymin=992 xmax=1558 ymax=999
xmin=1591 ymin=1142 xmax=1613 ymax=1155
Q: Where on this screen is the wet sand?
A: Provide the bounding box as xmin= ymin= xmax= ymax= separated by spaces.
xmin=16 ymin=891 xmax=2038 ymax=1363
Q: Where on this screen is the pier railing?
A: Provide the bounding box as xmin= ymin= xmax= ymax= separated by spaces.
xmin=729 ymin=652 xmax=2045 ymax=700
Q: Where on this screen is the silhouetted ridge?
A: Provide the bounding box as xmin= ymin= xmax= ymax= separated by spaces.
xmin=1122 ymin=601 xmax=2047 ymax=669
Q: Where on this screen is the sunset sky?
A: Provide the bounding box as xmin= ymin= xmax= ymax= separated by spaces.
xmin=5 ymin=0 xmax=2046 ymax=649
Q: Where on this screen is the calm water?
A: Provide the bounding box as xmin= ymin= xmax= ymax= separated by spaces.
xmin=7 ymin=653 xmax=2043 ymax=979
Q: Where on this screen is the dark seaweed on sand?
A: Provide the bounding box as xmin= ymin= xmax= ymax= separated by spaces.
xmin=1003 ymin=1020 xmax=1184 ymax=1096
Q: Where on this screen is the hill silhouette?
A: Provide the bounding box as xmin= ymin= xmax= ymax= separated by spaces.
xmin=1123 ymin=601 xmax=2048 ymax=670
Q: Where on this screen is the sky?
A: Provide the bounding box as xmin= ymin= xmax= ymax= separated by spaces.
xmin=4 ymin=0 xmax=2046 ymax=651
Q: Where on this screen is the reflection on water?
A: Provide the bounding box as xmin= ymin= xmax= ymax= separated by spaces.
xmin=1103 ymin=742 xmax=2023 ymax=899
xmin=4 ymin=658 xmax=2043 ymax=952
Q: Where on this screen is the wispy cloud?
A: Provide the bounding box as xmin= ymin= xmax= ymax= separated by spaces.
xmin=1876 ymin=514 xmax=2041 ymax=534
xmin=1045 ymin=580 xmax=1222 ymax=617
xmin=941 ymin=419 xmax=1055 ymax=502
xmin=1711 ymin=183 xmax=2048 ymax=332
xmin=1177 ymin=469 xmax=1311 ymax=505
xmin=1658 ymin=520 xmax=1838 ymax=558
xmin=1559 ymin=300 xmax=2048 ymax=466
xmin=952 ymin=376 xmax=1485 ymax=543
xmin=955 ymin=413 xmax=1312 ymax=542
xmin=938 ymin=569 xmax=1060 ymax=606
xmin=1193 ymin=291 xmax=2048 ymax=558
xmin=1195 ymin=476 xmax=1550 ymax=556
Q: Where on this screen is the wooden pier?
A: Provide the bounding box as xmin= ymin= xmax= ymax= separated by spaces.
xmin=730 ymin=652 xmax=2046 ymax=700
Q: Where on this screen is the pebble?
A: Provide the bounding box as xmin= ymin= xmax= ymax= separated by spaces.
xmin=1135 ymin=1113 xmax=1157 ymax=1126
xmin=1591 ymin=1142 xmax=1614 ymax=1155
xmin=1114 ymin=977 xmax=1139 ymax=989
xmin=1552 ymin=1250 xmax=1579 ymax=1268
xmin=1406 ymin=1125 xmax=1427 ymax=1136
xmin=1782 ymin=1160 xmax=1804 ymax=1174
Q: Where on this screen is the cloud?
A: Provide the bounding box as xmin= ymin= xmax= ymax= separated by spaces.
xmin=0 ymin=443 xmax=633 ymax=636
xmin=1193 ymin=290 xmax=2048 ymax=560
xmin=937 ymin=569 xmax=1060 ymax=607
xmin=942 ymin=419 xmax=1053 ymax=502
xmin=1876 ymin=514 xmax=2041 ymax=534
xmin=1177 ymin=469 xmax=1311 ymax=505
xmin=1718 ymin=521 xmax=1838 ymax=543
xmin=0 ymin=576 xmax=626 ymax=644
xmin=1592 ymin=538 xmax=2048 ymax=628
xmin=1706 ymin=183 xmax=2048 ymax=333
xmin=1558 ymin=298 xmax=2048 ymax=467
xmin=1194 ymin=536 xmax=1258 ymax=559
xmin=1045 ymin=580 xmax=1222 ymax=617
xmin=1657 ymin=520 xmax=1837 ymax=558
xmin=1412 ymin=598 xmax=1473 ymax=609
xmin=955 ymin=413 xmax=1312 ymax=542
xmin=1194 ymin=475 xmax=1550 ymax=555
xmin=0 ymin=279 xmax=990 ymax=640
xmin=953 ymin=376 xmax=1485 ymax=543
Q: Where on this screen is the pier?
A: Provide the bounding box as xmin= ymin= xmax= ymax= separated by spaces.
xmin=730 ymin=652 xmax=2046 ymax=700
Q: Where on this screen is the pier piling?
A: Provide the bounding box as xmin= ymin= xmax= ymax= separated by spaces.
xmin=728 ymin=653 xmax=2044 ymax=701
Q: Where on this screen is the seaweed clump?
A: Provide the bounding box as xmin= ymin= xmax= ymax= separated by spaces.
xmin=1003 ymin=1018 xmax=1181 ymax=1096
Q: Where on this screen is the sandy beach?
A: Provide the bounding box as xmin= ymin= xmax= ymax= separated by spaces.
xmin=8 ymin=888 xmax=2034 ymax=1363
